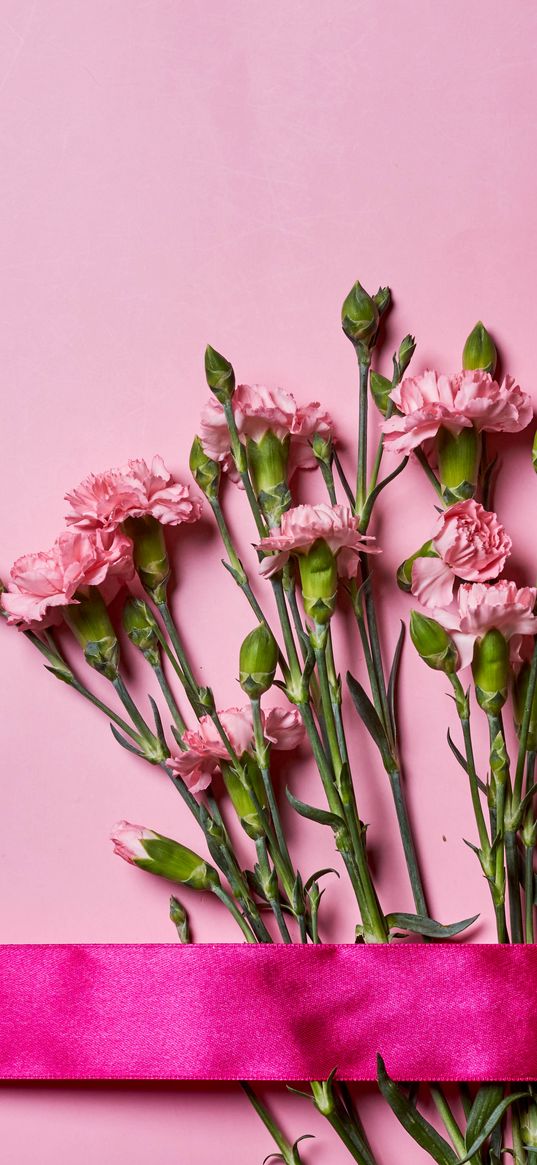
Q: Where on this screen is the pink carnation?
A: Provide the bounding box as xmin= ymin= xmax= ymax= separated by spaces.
xmin=111 ymin=821 xmax=155 ymax=864
xmin=382 ymin=370 xmax=532 ymax=455
xmin=257 ymin=503 xmax=378 ymax=579
xmin=167 ymin=705 xmax=304 ymax=794
xmin=436 ymin=580 xmax=537 ymax=669
xmin=65 ymin=455 xmax=202 ymax=530
xmin=411 ymin=500 xmax=512 ymax=609
xmin=1 ymin=528 xmax=134 ymax=628
xmin=199 ymin=384 xmax=333 ymax=478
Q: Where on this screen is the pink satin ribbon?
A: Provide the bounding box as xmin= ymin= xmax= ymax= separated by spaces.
xmin=1 ymin=943 xmax=537 ymax=1081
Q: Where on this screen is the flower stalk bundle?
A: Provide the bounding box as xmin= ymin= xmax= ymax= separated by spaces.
xmin=4 ymin=279 xmax=537 ymax=1163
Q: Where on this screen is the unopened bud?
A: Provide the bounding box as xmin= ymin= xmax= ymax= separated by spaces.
xmin=341 ymin=281 xmax=379 ymax=347
xmin=189 ymin=436 xmax=221 ymax=499
xmin=437 ymin=425 xmax=481 ymax=504
xmin=472 ymin=629 xmax=508 ymax=714
xmin=370 ymin=371 xmax=392 ymax=417
xmin=373 ymin=286 xmax=391 ymax=316
xmin=397 ymin=334 xmax=416 ymax=377
xmin=123 ymin=515 xmax=170 ymax=604
xmin=123 ymin=597 xmax=160 ymax=667
xmin=111 ymin=821 xmax=220 ymax=891
xmin=169 ymin=895 xmax=191 ymax=942
xmin=64 ymin=588 xmax=119 ymax=680
xmin=298 ymin=538 xmax=338 ymax=625
xmin=311 ymin=431 xmax=333 ymax=466
xmin=410 ymin=610 xmax=459 ymax=673
xmin=222 ymin=760 xmax=265 ymax=839
xmin=239 ymin=624 xmax=278 ymax=697
xmin=204 ymin=344 xmax=235 ymax=402
xmin=462 ymin=321 xmax=497 ymax=376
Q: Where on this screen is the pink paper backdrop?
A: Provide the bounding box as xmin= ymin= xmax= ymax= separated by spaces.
xmin=1 ymin=0 xmax=537 ymax=1160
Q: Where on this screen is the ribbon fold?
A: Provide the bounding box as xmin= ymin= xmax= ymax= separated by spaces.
xmin=1 ymin=943 xmax=536 ymax=1081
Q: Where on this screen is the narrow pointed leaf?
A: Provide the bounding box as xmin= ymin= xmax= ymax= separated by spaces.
xmin=465 ymin=1084 xmax=504 ymax=1149
xmin=376 ymin=1056 xmax=458 ymax=1165
xmin=361 ymin=457 xmax=408 ymax=527
xmin=148 ymin=695 xmax=167 ymax=750
xmin=347 ymin=672 xmax=392 ymax=766
xmin=304 ymin=867 xmax=340 ymax=892
xmin=286 ymin=788 xmax=344 ymax=828
xmin=456 ymin=1093 xmax=528 ymax=1163
xmin=109 ymin=723 xmax=145 ymax=758
xmin=386 ymin=912 xmax=478 ymax=939
xmin=387 ymin=621 xmax=405 ymax=738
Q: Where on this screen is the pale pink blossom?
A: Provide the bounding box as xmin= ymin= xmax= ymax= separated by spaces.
xmin=199 ymin=384 xmax=334 ymax=478
xmin=411 ymin=500 xmax=512 ymax=609
xmin=1 ymin=528 xmax=134 ymax=628
xmin=111 ymin=821 xmax=155 ymax=864
xmin=167 ymin=705 xmax=304 ymax=794
xmin=257 ymin=503 xmax=378 ymax=579
xmin=436 ymin=581 xmax=537 ymax=669
xmin=382 ymin=370 xmax=532 ymax=455
xmin=65 ymin=455 xmax=202 ymax=530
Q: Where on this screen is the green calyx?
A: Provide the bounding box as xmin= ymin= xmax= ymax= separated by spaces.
xmin=204 ymin=344 xmax=235 ymax=403
xmin=123 ymin=515 xmax=170 ymax=604
xmin=370 ymin=371 xmax=392 ymax=417
xmin=246 ymin=431 xmax=292 ymax=526
xmin=189 ymin=435 xmax=221 ymax=499
xmin=409 ymin=610 xmax=459 ymax=673
xmin=239 ymin=624 xmax=278 ymax=697
xmin=222 ymin=758 xmax=266 ymax=839
xmin=437 ymin=425 xmax=482 ymax=504
xmin=136 ymin=832 xmax=220 ymax=891
xmin=462 ymin=321 xmax=497 ymax=376
xmin=396 ymin=540 xmax=436 ymax=592
xmin=520 ymin=1100 xmax=537 ymax=1149
xmin=63 ymin=588 xmax=119 ymax=680
xmin=472 ymin=628 xmax=509 ymax=714
xmin=311 ymin=431 xmax=333 ymax=466
xmin=298 ymin=538 xmax=338 ymax=625
xmin=341 ymin=280 xmax=380 ymax=347
xmin=122 ymin=596 xmax=160 ymax=667
xmin=397 ymin=333 xmax=416 ymax=376
xmin=514 ymin=661 xmax=537 ymax=751
xmin=373 ymin=285 xmax=391 ymax=316
xmin=169 ymin=895 xmax=190 ymax=943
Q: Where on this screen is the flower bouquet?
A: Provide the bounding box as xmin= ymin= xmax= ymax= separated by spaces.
xmin=3 ymin=278 xmax=537 ymax=1163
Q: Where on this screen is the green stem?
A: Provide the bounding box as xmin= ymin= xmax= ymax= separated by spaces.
xmin=356 ymin=354 xmax=370 ymax=513
xmin=515 ymin=638 xmax=537 ymax=804
xmin=240 ymin=1083 xmax=303 ymax=1165
xmin=333 ymin=448 xmax=356 ymax=508
xmin=153 ymin=662 xmax=186 ymax=734
xmin=414 ymin=446 xmax=445 ymax=501
xmin=210 ymin=496 xmax=269 ymax=625
xmin=212 ymin=885 xmax=257 ymax=942
xmin=251 ymin=697 xmax=294 ymax=881
xmin=506 ymin=828 xmax=524 ymax=944
xmin=430 ymin=1086 xmax=465 ymax=1155
xmin=157 ymin=600 xmax=199 ymax=700
xmin=112 ymin=674 xmax=153 ymax=738
xmin=525 ymin=844 xmax=534 ymax=943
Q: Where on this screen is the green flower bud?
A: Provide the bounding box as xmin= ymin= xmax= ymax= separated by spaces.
xmin=462 ymin=321 xmax=497 ymax=376
xmin=472 ymin=628 xmax=509 ymax=714
xmin=239 ymin=623 xmax=278 ymax=697
xmin=189 ymin=436 xmax=220 ymax=499
xmin=64 ymin=588 xmax=119 ymax=680
xmin=169 ymin=895 xmax=191 ymax=942
xmin=112 ymin=821 xmax=221 ymax=891
xmin=489 ymin=730 xmax=509 ymax=786
xmin=410 ymin=610 xmax=459 ymax=673
xmin=397 ymin=334 xmax=416 ymax=377
xmin=222 ymin=759 xmax=265 ymax=839
xmin=311 ymin=431 xmax=333 ymax=466
xmin=437 ymin=425 xmax=481 ymax=504
xmin=373 ymin=285 xmax=391 ymax=316
xmin=298 ymin=539 xmax=338 ymax=625
xmin=520 ymin=1101 xmax=537 ymax=1150
xmin=396 ymin=540 xmax=436 ymax=592
xmin=514 ymin=661 xmax=537 ymax=751
xmin=370 ymin=371 xmax=393 ymax=417
xmin=204 ymin=344 xmax=235 ymax=402
xmin=341 ymin=281 xmax=379 ymax=346
xmin=123 ymin=515 xmax=169 ymax=604
xmin=123 ymin=597 xmax=160 ymax=667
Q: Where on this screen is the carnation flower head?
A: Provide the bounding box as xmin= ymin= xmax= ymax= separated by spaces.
xmin=65 ymin=455 xmax=202 ymax=530
xmin=257 ymin=503 xmax=378 ymax=579
xmin=382 ymin=369 xmax=532 ymax=456
xmin=435 ymin=580 xmax=537 ymax=669
xmin=1 ymin=528 xmax=134 ymax=629
xmin=167 ymin=705 xmax=304 ymax=794
xmin=410 ymin=500 xmax=512 ymax=609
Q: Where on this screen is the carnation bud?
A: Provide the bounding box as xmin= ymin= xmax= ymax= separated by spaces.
xmin=462 ymin=321 xmax=497 ymax=376
xmin=514 ymin=661 xmax=537 ymax=751
xmin=370 ymin=371 xmax=393 ymax=417
xmin=409 ymin=610 xmax=459 ymax=673
xmin=298 ymin=538 xmax=338 ymax=625
xmin=472 ymin=629 xmax=509 ymax=714
xmin=396 ymin=541 xmax=436 ymax=592
xmin=169 ymin=895 xmax=191 ymax=943
xmin=341 ymin=281 xmax=379 ymax=347
xmin=112 ymin=821 xmax=220 ymax=891
xmin=204 ymin=344 xmax=235 ymax=402
xmin=311 ymin=431 xmax=333 ymax=466
xmin=373 ymin=286 xmax=391 ymax=317
xmin=189 ymin=436 xmax=221 ymax=499
xmin=123 ymin=597 xmax=160 ymax=667
xmin=520 ymin=1101 xmax=537 ymax=1150
xmin=397 ymin=334 xmax=416 ymax=377
xmin=64 ymin=588 xmax=119 ymax=680
xmin=437 ymin=425 xmax=481 ymax=504
xmin=239 ymin=624 xmax=278 ymax=697
xmin=222 ymin=760 xmax=265 ymax=839
xmin=123 ymin=515 xmax=170 ymax=605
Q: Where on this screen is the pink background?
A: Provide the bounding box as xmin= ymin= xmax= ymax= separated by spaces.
xmin=1 ymin=0 xmax=537 ymax=1160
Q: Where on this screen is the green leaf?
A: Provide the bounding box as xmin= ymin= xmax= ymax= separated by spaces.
xmin=286 ymin=788 xmax=344 ymax=829
xmin=360 ymin=457 xmax=408 ymax=529
xmin=457 ymin=1092 xmax=529 ymax=1163
xmin=304 ymin=867 xmax=340 ymax=892
xmin=109 ymin=723 xmax=145 ymax=758
xmin=387 ymin=621 xmax=405 ymax=740
xmin=386 ymin=912 xmax=478 ymax=939
xmin=376 ymin=1056 xmax=458 ymax=1165
xmin=465 ymin=1084 xmax=504 ymax=1150
xmin=347 ymin=672 xmax=393 ymax=769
